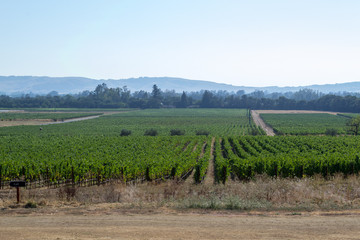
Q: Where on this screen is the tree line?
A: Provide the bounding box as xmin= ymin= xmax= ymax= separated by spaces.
xmin=0 ymin=84 xmax=360 ymax=113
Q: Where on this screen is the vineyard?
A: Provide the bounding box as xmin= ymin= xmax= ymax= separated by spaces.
xmin=338 ymin=113 xmax=360 ymax=118
xmin=213 ymin=136 xmax=360 ymax=183
xmin=0 ymin=135 xmax=211 ymax=188
xmin=0 ymin=108 xmax=131 ymax=112
xmin=260 ymin=113 xmax=349 ymax=135
xmin=0 ymin=108 xmax=263 ymax=136
xmin=0 ymin=109 xmax=359 ymax=189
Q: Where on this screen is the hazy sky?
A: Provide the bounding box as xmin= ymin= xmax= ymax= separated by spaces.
xmin=1 ymin=0 xmax=359 ymax=87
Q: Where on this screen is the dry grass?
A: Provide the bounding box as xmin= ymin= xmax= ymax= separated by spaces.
xmin=1 ymin=174 xmax=360 ymax=211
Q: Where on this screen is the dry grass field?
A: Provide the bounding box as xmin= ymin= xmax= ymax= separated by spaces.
xmin=1 ymin=174 xmax=360 ymax=212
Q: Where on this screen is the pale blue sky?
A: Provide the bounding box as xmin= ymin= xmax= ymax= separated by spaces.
xmin=1 ymin=0 xmax=359 ymax=87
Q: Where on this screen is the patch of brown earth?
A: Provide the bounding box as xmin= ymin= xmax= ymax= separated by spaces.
xmin=0 ymin=210 xmax=359 ymax=240
xmin=251 ymin=110 xmax=275 ymax=136
xmin=0 ymin=119 xmax=54 ymax=127
xmin=203 ymin=137 xmax=215 ymax=185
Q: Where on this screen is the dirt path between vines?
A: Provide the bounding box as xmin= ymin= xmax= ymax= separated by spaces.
xmin=251 ymin=110 xmax=275 ymax=136
xmin=1 ymin=211 xmax=360 ymax=240
xmin=203 ymin=137 xmax=215 ymax=185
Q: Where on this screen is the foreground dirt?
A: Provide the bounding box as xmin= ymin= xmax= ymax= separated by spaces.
xmin=0 ymin=209 xmax=360 ymax=240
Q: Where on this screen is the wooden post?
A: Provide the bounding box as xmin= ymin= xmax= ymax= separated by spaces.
xmin=16 ymin=186 xmax=20 ymax=204
xmin=10 ymin=181 xmax=26 ymax=204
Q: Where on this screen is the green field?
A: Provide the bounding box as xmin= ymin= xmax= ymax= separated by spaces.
xmin=337 ymin=113 xmax=360 ymax=118
xmin=0 ymin=108 xmax=132 ymax=112
xmin=214 ymin=136 xmax=360 ymax=183
xmin=0 ymin=109 xmax=262 ymax=137
xmin=0 ymin=135 xmax=211 ymax=184
xmin=260 ymin=113 xmax=348 ymax=135
xmin=0 ymin=108 xmax=359 ymax=187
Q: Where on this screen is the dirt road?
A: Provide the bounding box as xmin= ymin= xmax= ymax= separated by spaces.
xmin=41 ymin=115 xmax=100 ymax=125
xmin=251 ymin=110 xmax=275 ymax=136
xmin=1 ymin=212 xmax=360 ymax=240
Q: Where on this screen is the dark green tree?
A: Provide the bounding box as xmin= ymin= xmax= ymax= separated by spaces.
xmin=200 ymin=90 xmax=214 ymax=108
xmin=148 ymin=84 xmax=162 ymax=108
xmin=179 ymin=91 xmax=188 ymax=108
xmin=347 ymin=116 xmax=360 ymax=135
xmin=151 ymin=84 xmax=161 ymax=100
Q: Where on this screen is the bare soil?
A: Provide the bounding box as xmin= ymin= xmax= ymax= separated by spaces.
xmin=203 ymin=137 xmax=215 ymax=185
xmin=0 ymin=209 xmax=360 ymax=240
xmin=0 ymin=119 xmax=54 ymax=127
xmin=0 ymin=116 xmax=101 ymax=127
xmin=251 ymin=110 xmax=275 ymax=136
xmin=41 ymin=115 xmax=100 ymax=125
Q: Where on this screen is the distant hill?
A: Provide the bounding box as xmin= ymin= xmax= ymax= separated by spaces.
xmin=0 ymin=76 xmax=360 ymax=95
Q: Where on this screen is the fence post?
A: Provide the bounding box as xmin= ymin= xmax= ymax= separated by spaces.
xmin=17 ymin=187 xmax=20 ymax=204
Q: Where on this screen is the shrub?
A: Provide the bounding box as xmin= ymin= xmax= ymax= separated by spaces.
xmin=170 ymin=129 xmax=185 ymax=136
xmin=120 ymin=129 xmax=132 ymax=136
xmin=325 ymin=128 xmax=338 ymax=136
xmin=144 ymin=129 xmax=158 ymax=136
xmin=24 ymin=201 xmax=37 ymax=208
xmin=193 ymin=164 xmax=201 ymax=184
xmin=58 ymin=186 xmax=77 ymax=201
xmin=196 ymin=130 xmax=210 ymax=136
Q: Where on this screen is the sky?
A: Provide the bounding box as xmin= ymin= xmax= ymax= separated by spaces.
xmin=1 ymin=0 xmax=359 ymax=87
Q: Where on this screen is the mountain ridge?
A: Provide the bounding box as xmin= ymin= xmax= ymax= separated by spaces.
xmin=1 ymin=76 xmax=360 ymax=95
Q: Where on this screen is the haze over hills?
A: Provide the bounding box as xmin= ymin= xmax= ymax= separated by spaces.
xmin=1 ymin=76 xmax=360 ymax=96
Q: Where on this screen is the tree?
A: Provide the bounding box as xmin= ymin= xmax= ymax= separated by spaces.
xmin=120 ymin=86 xmax=131 ymax=103
xmin=200 ymin=90 xmax=215 ymax=108
xmin=249 ymin=90 xmax=265 ymax=99
xmin=147 ymin=84 xmax=162 ymax=108
xmin=94 ymin=83 xmax=108 ymax=96
xmin=347 ymin=116 xmax=360 ymax=135
xmin=179 ymin=91 xmax=188 ymax=108
xmin=292 ymin=88 xmax=320 ymax=101
xmin=151 ymin=84 xmax=161 ymax=100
